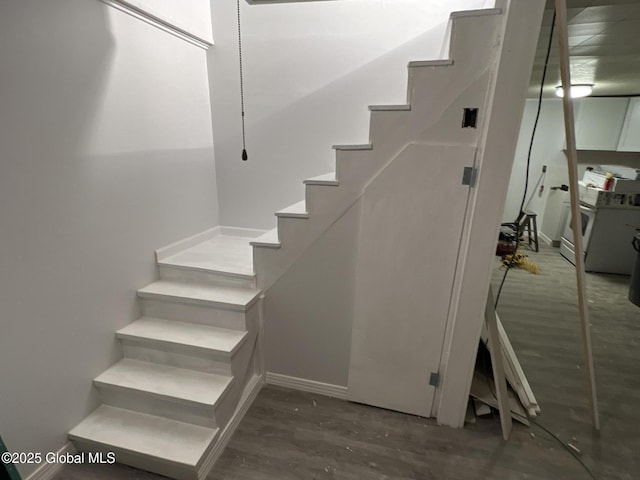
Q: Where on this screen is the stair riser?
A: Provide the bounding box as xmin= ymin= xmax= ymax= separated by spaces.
xmin=95 ymin=384 xmax=223 ymax=428
xmin=120 ymin=340 xmax=233 ymax=376
xmin=275 ymin=217 xmax=318 ymax=260
xmin=335 ymin=148 xmax=383 ymax=187
xmin=409 ymin=71 xmax=490 ymax=145
xmin=119 ymin=329 xmax=257 ymax=377
xmin=141 ymin=298 xmax=259 ymax=331
xmin=158 ymin=265 xmax=256 ymax=289
xmin=448 ymin=11 xmax=500 ymax=65
xmin=138 ymin=292 xmax=255 ymax=313
xmin=70 ymin=439 xmax=201 ymax=480
xmin=304 ymin=184 xmax=360 ymax=219
xmin=407 ymin=17 xmax=499 ymax=108
xmin=368 ymin=110 xmax=411 ymax=150
xmin=254 ymin=238 xmax=317 ymax=291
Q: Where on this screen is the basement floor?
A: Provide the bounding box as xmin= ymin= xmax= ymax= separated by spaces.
xmin=51 ymin=244 xmax=639 ymax=480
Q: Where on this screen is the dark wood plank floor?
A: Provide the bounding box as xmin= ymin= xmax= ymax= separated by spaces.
xmin=52 ymin=245 xmax=639 ymax=480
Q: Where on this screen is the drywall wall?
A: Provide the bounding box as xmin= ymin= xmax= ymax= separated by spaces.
xmin=0 ymin=1 xmax=217 ymax=477
xmin=263 ymin=200 xmax=360 ymax=386
xmin=208 ymin=0 xmax=489 ymax=229
xmin=503 ymin=99 xmax=570 ymax=227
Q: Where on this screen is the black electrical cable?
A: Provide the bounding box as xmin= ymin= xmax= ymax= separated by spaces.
xmin=237 ymin=0 xmax=248 ymax=161
xmin=495 ymin=11 xmax=556 ymax=309
xmin=518 ymin=414 xmax=598 ymax=480
xmin=478 ymin=9 xmax=597 ymax=480
xmin=477 ymin=342 xmax=598 ymax=480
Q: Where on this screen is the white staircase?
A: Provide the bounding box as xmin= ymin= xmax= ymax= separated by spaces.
xmin=251 ymin=8 xmax=504 ymax=291
xmin=67 ymin=4 xmax=531 ymax=479
xmin=69 ymin=230 xmax=264 ymax=480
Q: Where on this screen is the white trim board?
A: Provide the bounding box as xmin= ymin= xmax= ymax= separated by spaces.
xmin=219 ymin=226 xmax=269 ymax=239
xmin=155 ymin=227 xmax=221 ymax=262
xmin=98 ymin=0 xmax=214 ymax=49
xmin=155 ymin=226 xmax=270 ymax=262
xmin=266 ymin=373 xmax=347 ymax=399
xmin=538 ymin=231 xmax=554 ymax=247
xmin=197 ymin=374 xmax=263 ymax=479
xmin=25 ymin=442 xmax=76 ymax=480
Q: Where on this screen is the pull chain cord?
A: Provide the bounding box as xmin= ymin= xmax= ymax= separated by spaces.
xmin=237 ymin=0 xmax=248 ymax=161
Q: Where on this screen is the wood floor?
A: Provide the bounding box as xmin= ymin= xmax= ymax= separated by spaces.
xmin=52 ymin=245 xmax=639 ymax=480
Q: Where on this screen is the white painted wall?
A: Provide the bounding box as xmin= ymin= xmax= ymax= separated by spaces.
xmin=208 ymin=0 xmax=489 ymax=229
xmin=0 ymin=2 xmax=218 ymax=477
xmin=503 ymin=99 xmax=570 ymax=228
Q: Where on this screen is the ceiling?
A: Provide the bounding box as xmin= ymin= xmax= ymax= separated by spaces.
xmin=529 ymin=0 xmax=640 ymax=97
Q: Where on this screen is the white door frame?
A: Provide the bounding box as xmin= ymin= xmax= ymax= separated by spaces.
xmin=435 ymin=0 xmax=546 ymax=427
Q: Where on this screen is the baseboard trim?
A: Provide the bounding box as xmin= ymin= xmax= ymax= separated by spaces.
xmin=155 ymin=227 xmax=220 ymax=262
xmin=538 ymin=231 xmax=553 ymax=247
xmin=25 ymin=442 xmax=76 ymax=480
xmin=197 ymin=374 xmax=263 ymax=479
xmin=265 ymin=372 xmax=347 ymax=399
xmin=219 ymin=226 xmax=269 ymax=239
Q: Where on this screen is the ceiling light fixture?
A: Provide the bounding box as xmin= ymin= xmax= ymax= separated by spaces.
xmin=555 ymin=84 xmax=594 ymax=98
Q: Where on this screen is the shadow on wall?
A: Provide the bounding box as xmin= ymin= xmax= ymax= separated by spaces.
xmin=212 ymin=24 xmax=449 ymax=229
xmin=0 ymin=0 xmax=115 ymax=160
xmin=1 ymin=1 xmax=220 ymax=478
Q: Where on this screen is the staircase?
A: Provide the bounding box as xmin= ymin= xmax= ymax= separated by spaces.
xmin=67 ymin=3 xmax=538 ymax=479
xmin=68 ymin=230 xmax=264 ymax=480
xmin=251 ymin=7 xmax=504 ymax=291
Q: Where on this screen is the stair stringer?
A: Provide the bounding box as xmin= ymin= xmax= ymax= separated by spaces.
xmin=252 ymin=9 xmax=504 ymax=291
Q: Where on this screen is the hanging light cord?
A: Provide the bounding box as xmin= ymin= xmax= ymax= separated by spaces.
xmin=237 ymin=0 xmax=248 ymax=161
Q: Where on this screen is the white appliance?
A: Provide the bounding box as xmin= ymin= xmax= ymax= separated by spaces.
xmin=541 ymin=189 xmax=571 ymax=247
xmin=561 ymin=182 xmax=640 ymax=275
xmin=582 ymin=170 xmax=640 ymax=194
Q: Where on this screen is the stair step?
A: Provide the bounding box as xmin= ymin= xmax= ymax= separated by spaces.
xmin=95 ymin=359 xmax=233 ymax=408
xmin=250 ymin=228 xmax=280 ymax=248
xmin=332 ymin=144 xmax=372 ymax=151
xmin=68 ymin=405 xmax=217 ymax=468
xmin=304 ymin=172 xmax=339 ymax=186
xmin=137 ymin=281 xmax=260 ymax=311
xmin=94 ymin=358 xmax=233 ymax=408
xmin=159 ymin=235 xmax=255 ymax=280
xmin=408 ymin=59 xmax=454 ymax=68
xmin=369 ymin=104 xmax=411 ymax=111
xmin=275 ymin=200 xmax=309 ymax=219
xmin=117 ymin=317 xmax=247 ymax=355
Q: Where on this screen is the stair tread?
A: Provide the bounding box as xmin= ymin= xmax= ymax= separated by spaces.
xmin=304 ymin=172 xmax=338 ymax=185
xmin=275 ymin=200 xmax=308 ymax=218
xmin=118 ymin=317 xmax=247 ymax=353
xmin=408 ymin=59 xmax=454 ymax=68
xmin=69 ymin=405 xmax=217 ymax=467
xmin=451 ymin=7 xmax=501 ymax=19
xmin=95 ymin=359 xmax=233 ymax=407
xmin=138 ymin=281 xmax=260 ymax=310
xmin=368 ymin=104 xmax=411 ymax=111
xmin=250 ymin=228 xmax=280 ymax=248
xmin=160 ymin=234 xmax=254 ymax=278
xmin=333 ymin=144 xmax=372 ymax=150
